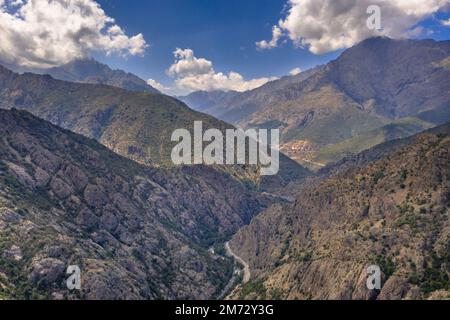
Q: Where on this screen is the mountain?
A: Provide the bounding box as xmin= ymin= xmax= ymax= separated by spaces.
xmin=198 ymin=38 xmax=450 ymax=170
xmin=227 ymin=37 xmax=450 ymax=125
xmin=3 ymin=58 xmax=160 ymax=94
xmin=0 ymin=108 xmax=274 ymax=299
xmin=179 ymin=67 xmax=323 ymax=120
xmin=229 ymin=123 xmax=450 ymax=300
xmin=312 ymin=117 xmax=436 ymax=164
xmin=0 ymin=64 xmax=214 ymax=166
xmin=178 ymin=90 xmax=240 ymax=113
xmin=319 ymin=122 xmax=450 ymax=177
xmin=0 ymin=64 xmax=311 ymax=190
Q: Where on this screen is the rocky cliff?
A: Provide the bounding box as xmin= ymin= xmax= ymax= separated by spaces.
xmin=195 ymin=38 xmax=450 ymax=170
xmin=230 ymin=124 xmax=450 ymax=300
xmin=0 ymin=64 xmax=311 ymax=190
xmin=0 ymin=109 xmax=268 ymax=299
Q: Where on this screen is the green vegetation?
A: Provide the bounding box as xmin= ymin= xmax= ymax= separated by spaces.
xmin=315 ymin=117 xmax=434 ymax=164
xmin=372 ymin=170 xmax=385 ymax=185
xmin=0 ymin=108 xmax=272 ymax=300
xmin=240 ymin=280 xmax=267 ymax=299
xmin=409 ymin=249 xmax=450 ymax=294
xmin=299 ymin=251 xmax=313 ymax=263
xmin=373 ymin=254 xmax=396 ymax=278
xmin=0 ymin=237 xmax=33 ymax=299
xmin=395 ymin=213 xmax=420 ymax=230
xmin=285 ymin=104 xmax=386 ymax=147
xmin=0 ymin=68 xmax=231 ymax=166
xmin=269 ymin=288 xmax=283 ymax=300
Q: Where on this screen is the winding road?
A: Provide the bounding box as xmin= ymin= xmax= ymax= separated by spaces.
xmin=225 ymin=242 xmax=251 ymax=284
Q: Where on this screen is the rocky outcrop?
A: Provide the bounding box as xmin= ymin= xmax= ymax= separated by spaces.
xmin=0 ymin=109 xmax=269 ymax=299
xmin=6 ymin=58 xmax=160 ymax=94
xmin=198 ymin=38 xmax=450 ymax=169
xmin=229 ymin=126 xmax=450 ymax=300
xmin=0 ymin=64 xmax=311 ymax=190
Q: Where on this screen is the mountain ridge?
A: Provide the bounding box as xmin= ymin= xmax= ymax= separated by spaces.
xmin=186 ymin=37 xmax=450 ymax=170
xmin=0 ymin=108 xmax=274 ymax=299
xmin=0 ymin=63 xmax=312 ymax=191
xmin=229 ymin=122 xmax=450 ymax=300
xmin=1 ymin=58 xmax=160 ymax=94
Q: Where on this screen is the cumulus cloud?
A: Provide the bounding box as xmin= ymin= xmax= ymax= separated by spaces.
xmin=289 ymin=67 xmax=301 ymax=76
xmin=0 ymin=0 xmax=148 ymax=68
xmin=256 ymin=25 xmax=282 ymax=50
xmin=258 ymin=0 xmax=450 ymax=54
xmin=168 ymin=48 xmax=277 ymax=92
xmin=147 ymin=79 xmax=170 ymax=93
xmin=167 ymin=48 xmax=213 ymax=77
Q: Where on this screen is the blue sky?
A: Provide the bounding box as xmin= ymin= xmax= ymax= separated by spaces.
xmin=93 ymin=0 xmax=450 ymax=95
xmin=95 ymin=0 xmax=342 ymax=94
xmin=2 ymin=0 xmax=450 ymax=95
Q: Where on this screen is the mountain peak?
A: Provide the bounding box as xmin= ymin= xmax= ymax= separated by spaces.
xmin=44 ymin=58 xmax=160 ymax=94
xmin=0 ymin=58 xmax=160 ymax=94
xmin=348 ymin=36 xmax=449 ymax=54
xmin=0 ymin=63 xmax=12 ymax=75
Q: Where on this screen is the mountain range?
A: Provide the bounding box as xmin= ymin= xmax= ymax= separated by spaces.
xmin=178 ymin=90 xmax=240 ymax=114
xmin=0 ymin=36 xmax=449 ymax=301
xmin=1 ymin=58 xmax=160 ymax=94
xmin=181 ymin=37 xmax=450 ymax=170
xmin=0 ymin=108 xmax=274 ymax=299
xmin=0 ymin=64 xmax=311 ymax=191
xmin=229 ymin=123 xmax=450 ymax=300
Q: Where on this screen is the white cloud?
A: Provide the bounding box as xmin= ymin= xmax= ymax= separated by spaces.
xmin=256 ymin=25 xmax=282 ymax=50
xmin=167 ymin=48 xmax=213 ymax=77
xmin=289 ymin=67 xmax=301 ymax=76
xmin=147 ymin=79 xmax=170 ymax=94
xmin=174 ymin=72 xmax=278 ymax=93
xmin=10 ymin=0 xmax=24 ymax=6
xmin=0 ymin=0 xmax=148 ymax=68
xmin=441 ymin=18 xmax=450 ymax=26
xmin=258 ymin=0 xmax=450 ymax=54
xmin=168 ymin=48 xmax=277 ymax=92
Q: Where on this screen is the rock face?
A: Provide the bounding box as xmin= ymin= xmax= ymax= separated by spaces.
xmin=0 ymin=109 xmax=270 ymax=300
xmin=229 ymin=124 xmax=450 ymax=300
xmin=178 ymin=90 xmax=240 ymax=114
xmin=0 ymin=64 xmax=311 ymax=190
xmin=0 ymin=64 xmax=223 ymax=167
xmin=180 ymin=67 xmax=324 ymax=122
xmin=192 ymin=38 xmax=450 ymax=170
xmin=6 ymin=58 xmax=160 ymax=94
